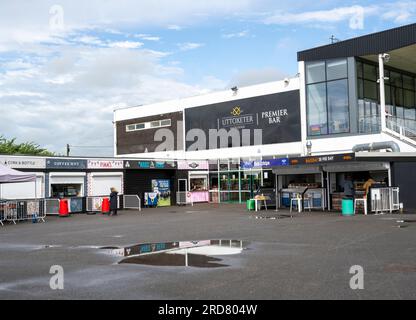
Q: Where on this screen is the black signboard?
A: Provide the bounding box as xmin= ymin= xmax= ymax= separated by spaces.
xmin=124 ymin=160 xmax=176 ymax=170
xmin=289 ymin=153 xmax=355 ymax=166
xmin=185 ymin=90 xmax=301 ymax=150
xmin=46 ymin=158 xmax=87 ymax=169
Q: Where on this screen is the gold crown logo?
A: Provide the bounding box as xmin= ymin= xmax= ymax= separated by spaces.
xmin=231 ymin=106 xmax=242 ymax=117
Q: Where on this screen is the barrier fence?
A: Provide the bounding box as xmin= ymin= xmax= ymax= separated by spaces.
xmin=371 ymin=187 xmax=400 ymax=214
xmin=176 ymin=192 xmax=194 ymax=206
xmin=0 ymin=199 xmax=46 ymax=225
xmin=123 ymin=195 xmax=141 ymax=211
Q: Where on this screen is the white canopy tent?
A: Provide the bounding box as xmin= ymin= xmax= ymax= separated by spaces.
xmin=0 ymin=164 xmax=37 ymax=199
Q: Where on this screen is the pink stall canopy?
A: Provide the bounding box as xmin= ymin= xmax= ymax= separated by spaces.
xmin=0 ymin=164 xmax=36 ymax=184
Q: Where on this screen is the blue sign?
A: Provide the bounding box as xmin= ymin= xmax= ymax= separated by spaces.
xmin=241 ymin=158 xmax=289 ymax=169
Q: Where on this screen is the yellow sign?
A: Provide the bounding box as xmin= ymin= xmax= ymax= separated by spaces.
xmin=231 ymin=106 xmax=242 ymax=117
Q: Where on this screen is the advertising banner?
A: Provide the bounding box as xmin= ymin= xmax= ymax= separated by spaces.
xmin=152 ymin=179 xmax=171 ymax=207
xmin=185 ymin=90 xmax=301 ymax=150
xmin=88 ymin=160 xmax=124 ymax=169
xmin=0 ymin=156 xmax=46 ymax=169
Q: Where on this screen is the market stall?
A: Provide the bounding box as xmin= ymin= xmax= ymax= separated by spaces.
xmin=0 ymin=164 xmax=37 ymax=198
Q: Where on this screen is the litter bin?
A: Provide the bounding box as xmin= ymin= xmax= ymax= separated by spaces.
xmin=342 ymin=198 xmax=354 ymax=216
xmin=247 ymin=199 xmax=255 ymax=211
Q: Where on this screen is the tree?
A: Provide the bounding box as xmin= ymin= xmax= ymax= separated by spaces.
xmin=0 ymin=135 xmax=55 ymax=156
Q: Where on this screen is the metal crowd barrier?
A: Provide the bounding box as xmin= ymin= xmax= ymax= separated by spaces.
xmin=86 ymin=196 xmax=109 ymax=212
xmin=176 ymin=192 xmax=193 ymax=206
xmin=0 ymin=201 xmax=6 ymax=226
xmin=371 ymin=187 xmax=400 ymax=214
xmin=0 ymin=199 xmax=46 ymax=225
xmin=123 ymin=195 xmax=141 ymax=211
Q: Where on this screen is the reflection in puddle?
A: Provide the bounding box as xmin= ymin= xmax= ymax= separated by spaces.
xmin=112 ymin=240 xmax=249 ymax=268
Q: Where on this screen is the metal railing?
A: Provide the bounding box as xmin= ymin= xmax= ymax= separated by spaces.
xmin=371 ymin=187 xmax=400 ymax=214
xmin=386 ymin=118 xmax=416 ymax=146
xmin=123 ymin=195 xmax=141 ymax=211
xmin=0 ymin=199 xmax=46 ymax=225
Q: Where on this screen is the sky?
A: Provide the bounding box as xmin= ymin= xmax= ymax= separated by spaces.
xmin=0 ymin=0 xmax=415 ymax=156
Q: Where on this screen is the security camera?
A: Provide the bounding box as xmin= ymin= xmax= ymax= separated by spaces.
xmin=382 ymin=53 xmax=390 ymax=63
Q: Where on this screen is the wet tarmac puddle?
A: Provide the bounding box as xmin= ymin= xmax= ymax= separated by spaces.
xmin=102 ymin=240 xmax=249 ymax=268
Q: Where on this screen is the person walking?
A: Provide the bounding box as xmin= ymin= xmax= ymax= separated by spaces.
xmin=109 ymin=187 xmax=119 ymax=216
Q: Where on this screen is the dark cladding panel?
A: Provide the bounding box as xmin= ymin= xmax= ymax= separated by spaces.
xmin=185 ymin=90 xmax=301 ymax=150
xmin=298 ymin=23 xmax=416 ymax=61
xmin=392 ymin=162 xmax=416 ymax=211
xmin=116 ymin=112 xmax=183 ymax=155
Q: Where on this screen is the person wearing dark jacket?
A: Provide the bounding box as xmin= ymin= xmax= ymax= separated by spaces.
xmin=109 ymin=188 xmax=118 ymax=216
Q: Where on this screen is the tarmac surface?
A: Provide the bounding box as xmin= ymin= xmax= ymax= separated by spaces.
xmin=1 ymin=204 xmax=416 ymax=300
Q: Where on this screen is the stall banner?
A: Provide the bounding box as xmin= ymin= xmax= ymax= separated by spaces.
xmin=46 ymin=159 xmax=87 ymax=169
xmin=0 ymin=156 xmax=46 ymax=169
xmin=178 ymin=160 xmax=209 ymax=170
xmin=88 ymin=160 xmax=124 ymax=169
xmin=289 ymin=153 xmax=355 ymax=166
xmin=241 ymin=158 xmax=289 ymax=169
xmin=124 ymin=160 xmax=176 ymax=169
xmin=152 ymin=179 xmax=171 ymax=207
xmin=185 ymin=90 xmax=301 ymax=150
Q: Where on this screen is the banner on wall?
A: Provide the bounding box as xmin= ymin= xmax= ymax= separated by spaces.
xmin=0 ymin=157 xmax=46 ymax=169
xmin=124 ymin=160 xmax=176 ymax=170
xmin=185 ymin=90 xmax=301 ymax=150
xmin=240 ymin=158 xmax=289 ymax=169
xmin=46 ymin=159 xmax=87 ymax=169
xmin=88 ymin=160 xmax=124 ymax=169
xmin=152 ymin=179 xmax=171 ymax=207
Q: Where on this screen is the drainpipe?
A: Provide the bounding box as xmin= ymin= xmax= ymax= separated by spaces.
xmin=379 ymin=54 xmax=389 ymax=132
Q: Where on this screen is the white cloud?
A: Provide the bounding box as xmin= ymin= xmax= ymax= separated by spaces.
xmin=381 ymin=1 xmax=416 ymax=24
xmin=0 ymin=45 xmax=208 ymax=155
xmin=178 ymin=42 xmax=205 ymax=51
xmin=134 ymin=34 xmax=161 ymax=41
xmin=264 ymin=5 xmax=375 ymax=30
xmin=167 ymin=25 xmax=183 ymax=31
xmin=108 ymin=41 xmax=144 ymax=49
xmin=222 ymin=30 xmax=249 ymax=39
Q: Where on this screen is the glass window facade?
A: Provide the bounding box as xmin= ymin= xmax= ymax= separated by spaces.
xmin=306 ymin=58 xmax=350 ymax=136
xmin=356 ymin=59 xmax=416 ymax=132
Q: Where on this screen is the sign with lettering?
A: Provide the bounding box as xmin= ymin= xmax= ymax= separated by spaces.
xmin=46 ymin=159 xmax=87 ymax=169
xmin=240 ymin=158 xmax=289 ymax=169
xmin=0 ymin=156 xmax=46 ymax=169
xmin=185 ymin=90 xmax=301 ymax=150
xmin=124 ymin=160 xmax=176 ymax=170
xmin=289 ymin=154 xmax=355 ymax=166
xmin=87 ymin=160 xmax=124 ymax=169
